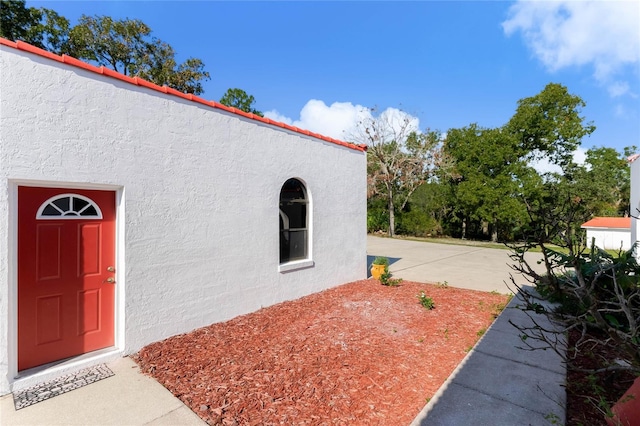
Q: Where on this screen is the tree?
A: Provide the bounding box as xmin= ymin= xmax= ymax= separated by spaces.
xmin=438 ymin=83 xmax=597 ymax=243
xmin=506 ymin=82 xmax=595 ymax=169
xmin=571 ymin=146 xmax=632 ymax=217
xmin=0 ymin=0 xmax=36 ymax=43
xmin=67 ymin=15 xmax=151 ymax=74
xmin=132 ymin=39 xmax=209 ymax=95
xmin=444 ymin=124 xmax=534 ymax=241
xmin=3 ymin=10 xmax=211 ymax=95
xmin=352 ymin=108 xmax=445 ymax=237
xmin=26 ymin=8 xmax=71 ymax=54
xmin=219 ymin=88 xmax=263 ymax=116
xmin=66 ymin=15 xmax=210 ymax=95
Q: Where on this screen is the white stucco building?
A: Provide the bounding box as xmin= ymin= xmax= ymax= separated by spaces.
xmin=581 ymin=217 xmax=632 ymax=251
xmin=630 ymin=154 xmax=640 ymax=260
xmin=0 ymin=39 xmax=367 ymax=394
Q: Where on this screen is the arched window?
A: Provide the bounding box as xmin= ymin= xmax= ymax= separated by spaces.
xmin=36 ymin=194 xmax=103 ymax=219
xmin=279 ymin=178 xmax=308 ymax=263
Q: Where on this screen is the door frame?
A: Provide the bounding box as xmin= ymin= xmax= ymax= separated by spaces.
xmin=7 ymin=179 xmax=125 ymax=390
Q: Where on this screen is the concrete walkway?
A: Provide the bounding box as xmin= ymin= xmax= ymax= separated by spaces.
xmin=2 ymin=236 xmax=564 ymax=425
xmin=0 ymin=357 xmax=205 ymax=425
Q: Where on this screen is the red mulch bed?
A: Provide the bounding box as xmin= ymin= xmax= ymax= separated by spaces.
xmin=134 ymin=279 xmax=509 ymax=425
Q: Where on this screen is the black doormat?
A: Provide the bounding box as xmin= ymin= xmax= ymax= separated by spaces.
xmin=13 ymin=364 xmax=114 ymax=410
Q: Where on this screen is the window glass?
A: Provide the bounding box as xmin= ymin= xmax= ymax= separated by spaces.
xmin=36 ymin=194 xmax=103 ymax=219
xmin=279 ymin=179 xmax=308 ymax=264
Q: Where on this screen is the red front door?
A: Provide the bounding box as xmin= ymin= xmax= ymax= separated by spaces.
xmin=18 ymin=186 xmax=116 ymax=371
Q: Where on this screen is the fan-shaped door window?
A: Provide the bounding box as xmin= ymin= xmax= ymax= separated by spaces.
xmin=36 ymin=194 xmax=103 ymax=219
xmin=279 ymin=178 xmax=308 ymax=263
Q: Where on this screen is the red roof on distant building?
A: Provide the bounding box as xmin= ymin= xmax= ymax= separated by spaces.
xmin=581 ymin=217 xmax=631 ymax=229
xmin=0 ymin=37 xmax=367 ymax=153
xmin=628 ymin=153 xmax=640 ymax=163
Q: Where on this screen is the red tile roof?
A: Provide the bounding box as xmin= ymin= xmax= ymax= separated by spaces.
xmin=581 ymin=217 xmax=631 ymax=229
xmin=629 ymin=153 xmax=640 ymax=163
xmin=0 ymin=38 xmax=367 ymax=153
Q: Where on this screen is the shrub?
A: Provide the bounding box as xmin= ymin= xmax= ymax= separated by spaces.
xmin=418 ymin=292 xmax=435 ymax=310
xmin=372 ymin=256 xmax=389 ymax=266
xmin=380 ymin=270 xmax=402 ymax=286
xmin=509 ymin=241 xmax=640 ymax=374
xmin=367 ymin=208 xmax=388 ymax=234
xmin=396 ymin=209 xmax=441 ymax=237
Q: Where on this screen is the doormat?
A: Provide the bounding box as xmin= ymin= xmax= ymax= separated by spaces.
xmin=13 ymin=364 xmax=114 ymax=410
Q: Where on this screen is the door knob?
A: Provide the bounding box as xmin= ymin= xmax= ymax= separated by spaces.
xmin=107 ymin=266 xmax=115 ymax=272
xmin=104 ymin=277 xmax=116 ymax=284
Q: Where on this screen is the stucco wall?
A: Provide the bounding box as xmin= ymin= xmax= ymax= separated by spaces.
xmin=631 ymin=158 xmax=640 ymax=259
xmin=584 ymin=228 xmax=631 ymax=251
xmin=0 ymin=47 xmax=366 ymax=393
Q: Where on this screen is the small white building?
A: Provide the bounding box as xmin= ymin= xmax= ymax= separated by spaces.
xmin=0 ymin=39 xmax=367 ymax=394
xmin=630 ymin=154 xmax=640 ymax=259
xmin=581 ymin=217 xmax=632 ymax=251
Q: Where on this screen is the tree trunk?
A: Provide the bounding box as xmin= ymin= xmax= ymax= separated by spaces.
xmin=481 ymin=221 xmax=489 ymax=237
xmin=461 ymin=217 xmax=467 ymax=240
xmin=388 ymin=189 xmax=395 ymax=237
xmin=491 ymin=222 xmax=498 ymax=243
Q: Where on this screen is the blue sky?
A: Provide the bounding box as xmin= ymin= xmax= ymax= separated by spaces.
xmin=27 ymin=1 xmax=640 ymax=157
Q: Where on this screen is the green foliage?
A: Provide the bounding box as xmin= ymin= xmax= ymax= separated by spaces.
xmin=68 ymin=15 xmax=210 ymax=94
xmin=538 ymin=245 xmax=640 ymax=329
xmin=0 ymin=0 xmax=36 ymax=43
xmin=406 ymin=181 xmax=450 ymax=236
xmin=367 ymin=195 xmax=392 ymax=234
xmin=380 ymin=270 xmax=402 ymax=286
xmin=418 ymin=292 xmax=435 ymax=310
xmin=0 ymin=2 xmax=71 ymax=53
xmin=27 ymin=8 xmax=71 ymax=54
xmin=505 ymin=82 xmax=596 ymax=168
xmin=219 ymin=88 xmax=263 ymax=116
xmin=364 ymin=83 xmax=620 ymax=245
xmin=371 ymin=256 xmax=401 ymax=285
xmin=396 ymin=208 xmax=440 ymax=237
xmin=512 ymin=237 xmax=640 ymax=374
xmin=571 ymin=146 xmax=633 ymax=217
xmin=372 ymin=256 xmax=389 ymax=266
xmin=544 ymin=412 xmax=562 ymax=425
xmin=367 ymin=207 xmax=389 ymax=234
xmin=444 ymin=124 xmax=532 ymax=242
xmin=1 ymin=7 xmax=211 ymax=95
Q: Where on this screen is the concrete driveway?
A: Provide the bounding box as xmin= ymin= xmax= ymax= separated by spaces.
xmin=367 ymin=235 xmax=544 ymax=294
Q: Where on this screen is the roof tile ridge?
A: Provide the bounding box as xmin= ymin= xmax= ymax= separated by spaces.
xmin=0 ymin=38 xmax=18 ymax=48
xmin=132 ymin=76 xmax=165 ymax=92
xmin=15 ymin=40 xmax=62 ymax=62
xmin=582 ymin=216 xmax=632 ymax=228
xmin=62 ymin=55 xmax=102 ymax=73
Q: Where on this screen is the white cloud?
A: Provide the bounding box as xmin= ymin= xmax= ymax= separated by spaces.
xmin=263 ymin=110 xmax=293 ymax=126
xmin=264 ymin=100 xmax=420 ymax=142
xmin=614 ymin=104 xmax=628 ymax=118
xmin=608 ymin=81 xmax=631 ymax=98
xmin=502 ymin=1 xmax=640 ymax=94
xmin=573 ymin=146 xmax=587 ymax=165
xmin=530 ymin=147 xmax=587 ymax=175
